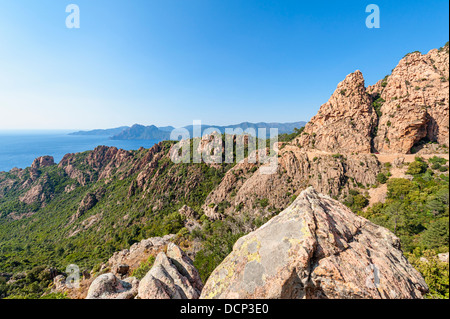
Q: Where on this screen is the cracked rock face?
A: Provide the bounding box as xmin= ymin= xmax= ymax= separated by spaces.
xmin=85 ymin=242 xmax=202 ymax=299
xmin=294 ymin=71 xmax=378 ymax=154
xmin=137 ymin=243 xmax=203 ymax=299
xmin=200 ymin=187 xmax=428 ymax=299
xmin=373 ymin=46 xmax=449 ymax=154
xmin=202 ymin=148 xmax=382 ymax=219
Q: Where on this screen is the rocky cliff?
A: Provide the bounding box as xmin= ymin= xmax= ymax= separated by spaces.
xmin=201 ymin=187 xmax=428 ymax=299
xmin=295 ymin=43 xmax=449 ymax=155
xmin=202 ymin=146 xmax=381 ymax=220
xmin=372 ymin=44 xmax=449 ymax=153
xmin=295 ymin=71 xmax=378 ymax=154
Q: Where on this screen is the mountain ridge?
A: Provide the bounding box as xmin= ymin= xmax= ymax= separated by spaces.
xmin=69 ymin=126 xmax=130 ymax=136
xmin=70 ymin=121 xmax=308 ymax=140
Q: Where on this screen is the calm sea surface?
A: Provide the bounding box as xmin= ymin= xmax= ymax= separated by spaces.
xmin=0 ymin=130 xmax=161 ymax=172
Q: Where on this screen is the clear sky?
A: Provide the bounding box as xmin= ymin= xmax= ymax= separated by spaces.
xmin=0 ymin=0 xmax=448 ymax=130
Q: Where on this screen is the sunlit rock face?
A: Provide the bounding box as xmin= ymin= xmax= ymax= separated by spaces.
xmin=201 ymin=187 xmax=428 ymax=299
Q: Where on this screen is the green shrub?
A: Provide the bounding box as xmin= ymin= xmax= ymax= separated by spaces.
xmin=432 ymin=163 xmax=442 ymax=170
xmin=259 ymin=198 xmax=269 ymax=208
xmin=406 ymin=159 xmax=428 ymax=175
xmin=194 ymin=220 xmax=245 ymax=283
xmin=372 ymin=96 xmax=385 ymax=117
xmin=439 ymin=166 xmax=449 ymax=172
xmin=277 ymin=127 xmax=305 ymax=142
xmin=376 ymin=173 xmax=388 ymax=184
xmin=409 ymin=250 xmax=449 ymax=299
xmin=421 ymin=218 xmax=449 ymax=250
xmin=353 ymin=195 xmax=369 ymax=210
xmin=131 ymin=255 xmax=156 ymax=280
xmin=428 ymin=156 xmax=448 ymax=165
xmin=40 ymin=292 xmax=69 ymax=299
xmin=387 ymin=178 xmax=414 ymax=199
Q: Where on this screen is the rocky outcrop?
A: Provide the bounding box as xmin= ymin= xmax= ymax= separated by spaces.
xmin=58 ymin=145 xmax=136 ymax=185
xmin=179 ymin=205 xmax=198 ymax=219
xmin=86 ymin=273 xmax=139 ymax=299
xmin=294 ymin=71 xmax=378 ymax=154
xmin=107 ymin=235 xmax=175 ymax=277
xmin=438 ymin=252 xmax=449 ymax=263
xmin=0 ymin=177 xmax=16 ymax=198
xmin=19 ymin=184 xmax=45 ymax=205
xmin=31 ymin=156 xmax=55 ymax=169
xmin=179 ymin=205 xmax=201 ymax=232
xmin=18 ymin=172 xmax=56 ymax=205
xmin=137 ymin=243 xmax=203 ymax=299
xmin=49 ymin=236 xmax=175 ymax=299
xmin=373 ymin=44 xmax=449 ymax=153
xmin=201 ymin=187 xmax=428 ymax=299
xmin=116 ymin=264 xmax=130 ymax=276
xmin=76 ymin=193 xmax=97 ymax=215
xmin=203 ymin=146 xmax=381 ymax=219
xmin=293 ymin=43 xmax=449 ymax=155
xmin=52 ymin=275 xmax=67 ymax=291
xmin=71 ymin=188 xmax=106 ymax=222
xmin=83 ymin=242 xmax=203 ymax=299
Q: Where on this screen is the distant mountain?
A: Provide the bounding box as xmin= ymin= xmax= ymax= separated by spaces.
xmin=112 ymin=121 xmax=307 ymax=140
xmin=110 ymin=124 xmax=171 ymax=140
xmin=69 ymin=122 xmax=307 ymax=140
xmin=69 ymin=126 xmax=130 ymax=136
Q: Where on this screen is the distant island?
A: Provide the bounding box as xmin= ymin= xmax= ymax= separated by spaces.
xmin=69 ymin=126 xmax=130 ymax=136
xmin=70 ymin=122 xmax=307 ymax=140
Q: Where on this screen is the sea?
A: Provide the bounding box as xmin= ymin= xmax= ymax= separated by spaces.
xmin=0 ymin=130 xmax=161 ymax=172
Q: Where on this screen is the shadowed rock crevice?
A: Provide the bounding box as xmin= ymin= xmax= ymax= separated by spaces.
xmin=280 ymin=269 xmax=306 ymax=299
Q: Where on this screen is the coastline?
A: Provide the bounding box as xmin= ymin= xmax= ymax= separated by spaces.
xmin=0 ymin=132 xmax=161 ymax=172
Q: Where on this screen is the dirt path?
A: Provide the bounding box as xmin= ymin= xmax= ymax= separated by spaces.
xmin=280 ymin=141 xmax=449 ymax=163
xmin=279 ymin=144 xmax=448 ymax=209
xmin=375 ymin=153 xmax=449 ymax=163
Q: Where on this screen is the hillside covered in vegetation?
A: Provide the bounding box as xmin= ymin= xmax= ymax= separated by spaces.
xmin=0 ymin=43 xmax=449 ymax=299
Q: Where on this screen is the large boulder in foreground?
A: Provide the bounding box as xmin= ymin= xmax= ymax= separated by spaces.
xmin=201 ymin=187 xmax=428 ymax=299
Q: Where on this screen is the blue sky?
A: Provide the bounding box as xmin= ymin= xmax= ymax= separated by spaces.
xmin=0 ymin=0 xmax=448 ymax=130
